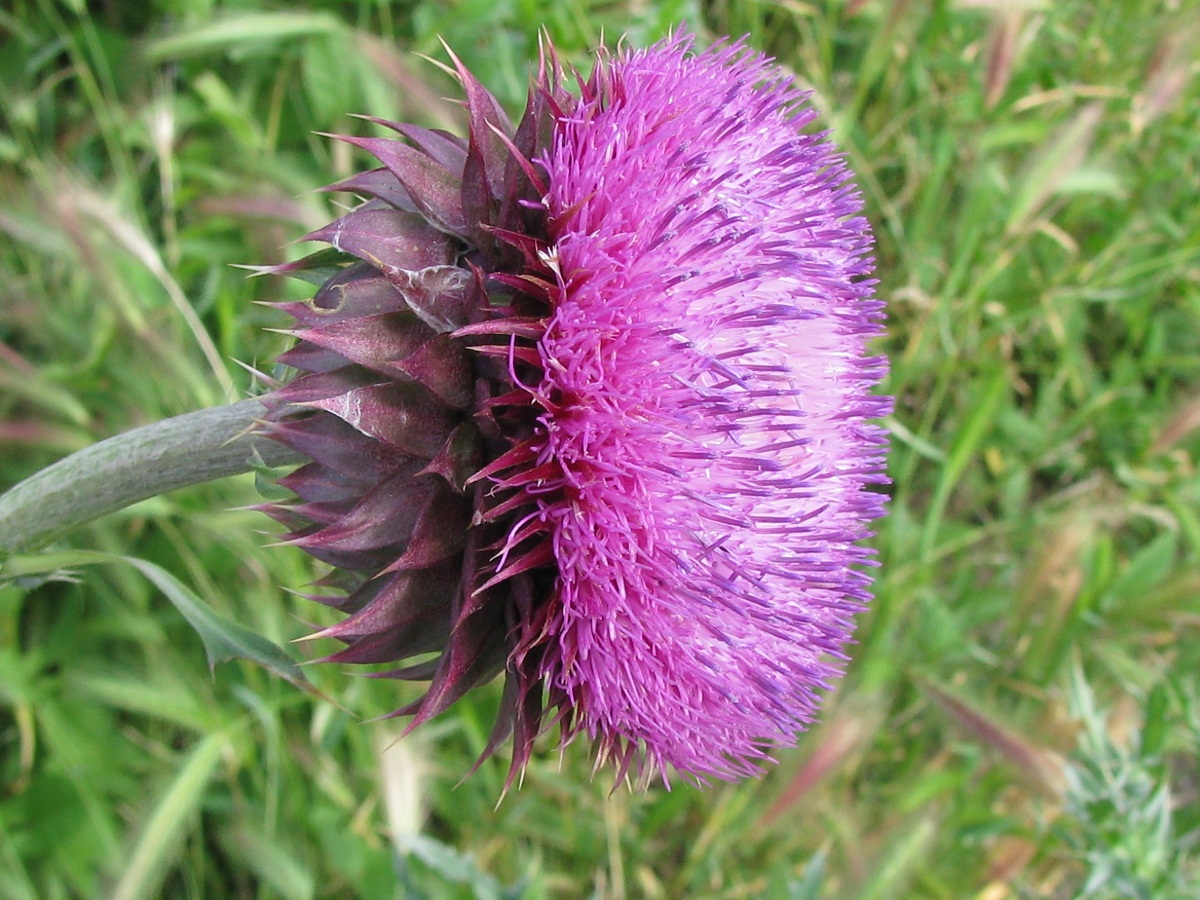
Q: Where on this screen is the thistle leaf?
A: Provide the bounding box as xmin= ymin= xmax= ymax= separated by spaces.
xmin=1 ymin=550 xmax=311 ymax=690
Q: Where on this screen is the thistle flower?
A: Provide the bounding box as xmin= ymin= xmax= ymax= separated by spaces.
xmin=263 ymin=31 xmax=889 ymax=786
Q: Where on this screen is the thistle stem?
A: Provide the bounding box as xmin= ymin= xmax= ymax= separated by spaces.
xmin=0 ymin=399 xmax=302 ymax=555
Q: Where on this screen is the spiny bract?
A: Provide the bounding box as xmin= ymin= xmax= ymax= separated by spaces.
xmin=262 ymin=30 xmax=890 ymax=788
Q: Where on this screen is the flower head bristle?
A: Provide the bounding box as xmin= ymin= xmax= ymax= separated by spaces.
xmin=263 ymin=29 xmax=889 ymax=788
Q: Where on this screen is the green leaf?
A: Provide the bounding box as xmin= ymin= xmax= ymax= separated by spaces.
xmin=142 ymin=12 xmax=344 ymax=61
xmin=398 ymin=833 xmax=519 ymax=900
xmin=0 ymin=550 xmax=309 ymax=690
xmin=1109 ymin=532 xmax=1177 ymax=604
xmin=218 ymin=828 xmax=316 ymax=900
xmin=1057 ymin=166 xmax=1125 ymax=199
xmin=918 ymin=368 xmax=1009 ymax=562
xmin=303 ymin=32 xmax=357 ymax=127
xmin=109 ymin=733 xmax=227 ymax=900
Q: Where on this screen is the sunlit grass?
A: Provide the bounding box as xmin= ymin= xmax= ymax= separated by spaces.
xmin=2 ymin=0 xmax=1198 ymax=897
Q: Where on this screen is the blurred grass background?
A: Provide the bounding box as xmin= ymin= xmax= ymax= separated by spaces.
xmin=1 ymin=0 xmax=1198 ymax=897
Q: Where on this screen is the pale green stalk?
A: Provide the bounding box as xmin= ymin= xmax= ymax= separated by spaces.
xmin=0 ymin=399 xmax=302 ymax=555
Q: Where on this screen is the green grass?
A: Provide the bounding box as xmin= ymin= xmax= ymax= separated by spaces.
xmin=2 ymin=0 xmax=1199 ymax=897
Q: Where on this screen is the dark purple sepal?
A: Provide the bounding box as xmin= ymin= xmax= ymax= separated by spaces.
xmin=254 ymin=502 xmax=315 ymax=532
xmin=318 ymin=619 xmax=446 ymax=666
xmin=303 ymin=207 xmax=455 ymax=272
xmin=453 ymin=315 xmax=547 ymax=340
xmin=275 ymin=341 xmax=348 ymax=375
xmin=473 ymin=537 xmax=554 ymax=596
xmin=461 ymin=150 xmax=499 ymax=258
xmin=277 ymin=496 xmax=357 ymax=528
xmin=391 ymin=332 xmax=474 ymax=410
xmin=294 ymin=543 xmax=398 ymax=573
xmin=313 ymin=559 xmax=459 ymax=644
xmin=417 ymin=422 xmax=484 ymax=494
xmin=373 ymin=264 xmax=476 ymax=334
xmin=285 ymin=463 xmax=436 ymax=554
xmin=245 ymin=247 xmax=352 ymax=285
xmin=465 ymin=436 xmax=539 ymax=487
xmin=368 ymin=659 xmax=441 ymax=681
xmin=303 ymin=382 xmax=458 ymax=459
xmin=271 ymin=367 xmax=385 ymax=404
xmin=400 ymin=604 xmax=508 ymax=729
xmin=276 ymin=265 xmax=413 ymax=327
xmin=277 ymin=462 xmax=376 ymax=505
xmin=289 ymin=312 xmax=437 ymax=380
xmin=486 ymin=271 xmax=558 ymax=304
xmin=357 ymin=117 xmax=469 ymax=176
xmin=471 ymin=572 xmax=546 ymax=788
xmin=324 ymin=168 xmax=417 ymax=214
xmin=331 ymin=134 xmax=470 ymax=237
xmin=466 ymin=344 xmax=541 ymax=370
xmin=476 ymin=228 xmax=547 ymax=270
xmin=441 ymin=44 xmax=513 ymax=203
xmin=378 ymin=487 xmax=472 ymax=573
xmin=264 ymin=412 xmax=411 ymax=481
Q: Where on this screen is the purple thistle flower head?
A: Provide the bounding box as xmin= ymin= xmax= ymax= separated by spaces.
xmin=263 ymin=30 xmax=889 ymax=787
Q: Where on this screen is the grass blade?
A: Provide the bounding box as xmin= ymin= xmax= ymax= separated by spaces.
xmin=109 ymin=733 xmax=227 ymax=900
xmin=1 ymin=550 xmax=309 ymax=690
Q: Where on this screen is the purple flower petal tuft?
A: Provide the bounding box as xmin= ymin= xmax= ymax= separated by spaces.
xmin=263 ymin=29 xmax=889 ymax=789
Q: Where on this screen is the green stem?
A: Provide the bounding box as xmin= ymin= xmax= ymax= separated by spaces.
xmin=0 ymin=399 xmax=302 ymax=555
